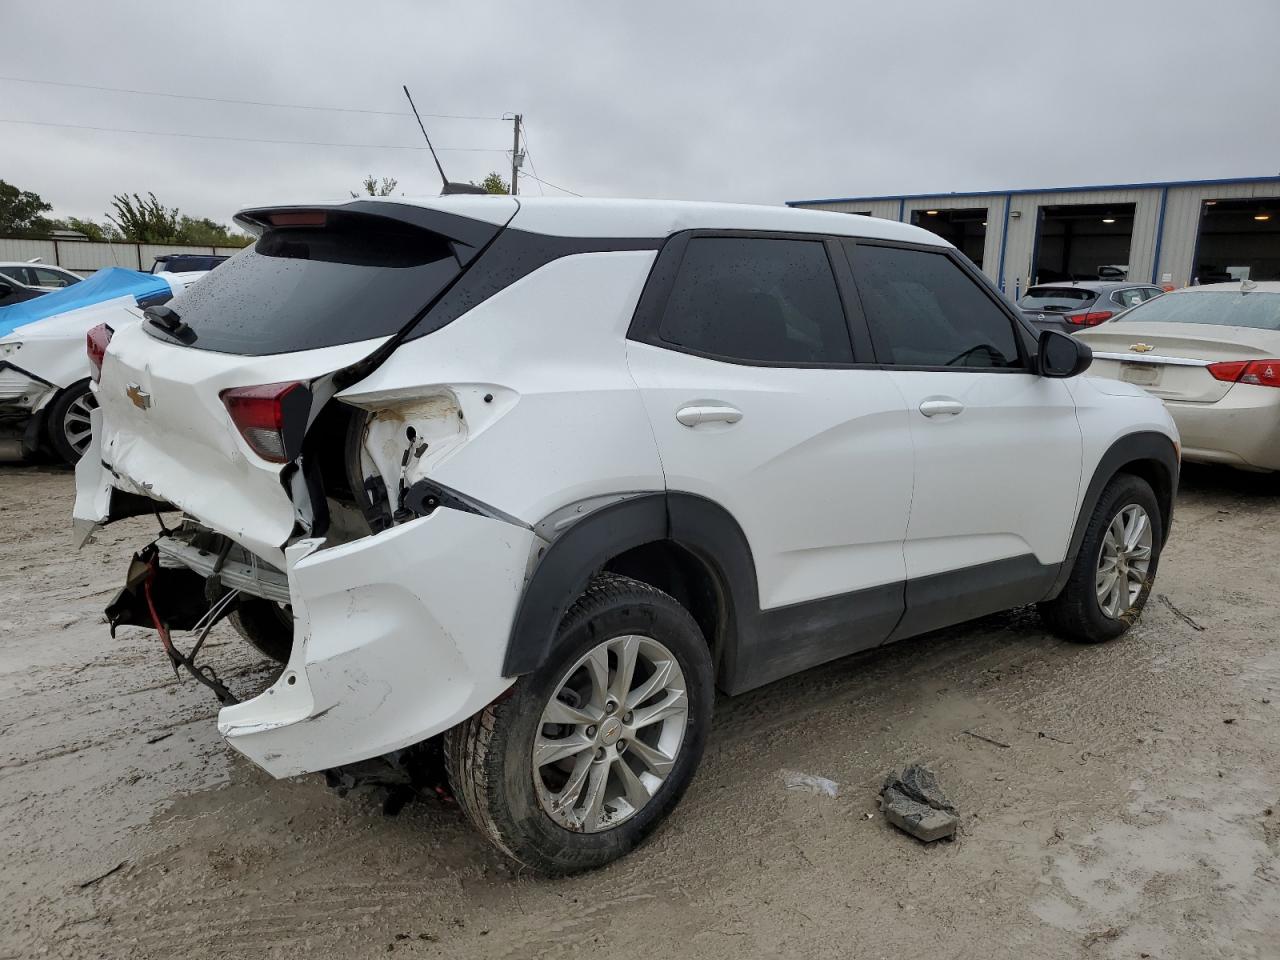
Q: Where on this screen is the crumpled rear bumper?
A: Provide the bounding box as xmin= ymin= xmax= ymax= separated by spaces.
xmin=216 ymin=508 xmax=539 ymax=778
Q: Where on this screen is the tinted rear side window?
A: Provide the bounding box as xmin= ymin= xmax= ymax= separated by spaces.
xmin=161 ymin=212 xmax=469 ymax=355
xmin=658 ymin=237 xmax=854 ymax=364
xmin=846 ymin=243 xmax=1022 ymax=368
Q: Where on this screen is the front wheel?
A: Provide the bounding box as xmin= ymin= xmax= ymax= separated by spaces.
xmin=444 ymin=573 xmax=714 ymax=874
xmin=1039 ymin=473 xmax=1163 ymax=643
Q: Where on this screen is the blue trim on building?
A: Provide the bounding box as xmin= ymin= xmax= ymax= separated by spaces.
xmin=1150 ymin=186 xmax=1170 ymax=284
xmin=786 ymin=174 xmax=1280 ymax=208
xmin=897 ymin=197 xmax=905 ymax=222
xmin=996 ymin=194 xmax=1013 ymax=293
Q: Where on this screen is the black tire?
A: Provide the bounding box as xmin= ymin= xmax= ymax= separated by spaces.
xmin=444 ymin=573 xmax=714 ymax=874
xmin=1038 ymin=473 xmax=1163 ymax=644
xmin=44 ymin=380 xmax=97 ymax=465
xmin=228 ymin=598 xmax=294 ymax=664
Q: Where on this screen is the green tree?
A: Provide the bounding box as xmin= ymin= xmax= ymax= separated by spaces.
xmin=176 ymin=215 xmax=251 ymax=247
xmin=352 ymin=175 xmax=398 ymax=198
xmin=107 ymin=192 xmax=181 ymax=242
xmin=0 ymin=179 xmax=56 ymax=235
xmin=473 ymin=171 xmax=510 ymax=195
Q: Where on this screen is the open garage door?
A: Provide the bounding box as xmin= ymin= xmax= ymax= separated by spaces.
xmin=911 ymin=207 xmax=987 ymax=267
xmin=1033 ymin=203 xmax=1135 ymax=283
xmin=1193 ymin=197 xmax=1280 ymax=283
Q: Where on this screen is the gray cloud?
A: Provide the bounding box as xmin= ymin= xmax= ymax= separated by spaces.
xmin=2 ymin=0 xmax=1278 ymax=226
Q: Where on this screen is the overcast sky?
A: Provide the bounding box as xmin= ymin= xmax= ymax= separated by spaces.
xmin=3 ymin=0 xmax=1278 ymax=228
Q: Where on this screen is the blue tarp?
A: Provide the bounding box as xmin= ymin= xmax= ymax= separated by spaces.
xmin=0 ymin=267 xmax=171 ymax=338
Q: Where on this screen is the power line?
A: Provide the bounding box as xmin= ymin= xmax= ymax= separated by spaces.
xmin=0 ymin=74 xmax=503 ymax=121
xmin=519 ymin=170 xmax=582 ymax=197
xmin=0 ymin=117 xmax=507 ymax=152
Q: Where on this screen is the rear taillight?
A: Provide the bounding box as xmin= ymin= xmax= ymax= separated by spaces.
xmin=1207 ymin=359 xmax=1280 ymax=388
xmin=87 ymin=323 xmax=113 ymax=382
xmin=220 ymin=381 xmax=307 ymax=463
xmin=1066 ymin=311 xmax=1114 ymax=326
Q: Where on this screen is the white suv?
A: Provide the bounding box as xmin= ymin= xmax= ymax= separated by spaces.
xmin=74 ymin=196 xmax=1179 ymax=872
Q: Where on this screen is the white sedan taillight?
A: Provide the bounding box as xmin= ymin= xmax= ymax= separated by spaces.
xmin=87 ymin=323 xmax=113 ymax=382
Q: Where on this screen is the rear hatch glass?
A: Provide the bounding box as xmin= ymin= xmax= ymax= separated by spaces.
xmin=155 ymin=208 xmax=499 ymax=356
xmin=1020 ymin=287 xmax=1097 ymax=312
xmin=1112 ymin=290 xmax=1280 ymax=330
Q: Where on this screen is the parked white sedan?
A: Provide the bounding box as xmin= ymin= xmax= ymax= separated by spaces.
xmin=0 ymin=261 xmax=83 ymax=292
xmin=1077 ymin=281 xmax=1280 ymax=472
xmin=0 ymin=267 xmax=206 ymax=462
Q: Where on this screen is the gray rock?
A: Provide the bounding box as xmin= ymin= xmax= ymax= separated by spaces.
xmin=879 ymin=764 xmax=959 ymax=842
xmin=895 ymin=763 xmax=957 ymax=814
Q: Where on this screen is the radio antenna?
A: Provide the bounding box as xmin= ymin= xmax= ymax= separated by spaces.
xmin=402 ymin=85 xmax=487 ymax=196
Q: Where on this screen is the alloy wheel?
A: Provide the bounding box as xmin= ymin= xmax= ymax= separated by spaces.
xmin=533 ymin=634 xmax=689 ymax=833
xmin=63 ymin=391 xmax=97 ymax=458
xmin=1096 ymin=503 xmax=1153 ymax=618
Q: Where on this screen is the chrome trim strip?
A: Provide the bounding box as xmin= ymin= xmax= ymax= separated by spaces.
xmin=1091 ymin=352 xmax=1212 ymax=367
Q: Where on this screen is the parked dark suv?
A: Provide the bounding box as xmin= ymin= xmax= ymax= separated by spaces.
xmin=150 ymin=254 xmax=229 ymax=274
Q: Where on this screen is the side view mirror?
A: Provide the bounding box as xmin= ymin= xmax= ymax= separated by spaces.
xmin=1038 ymin=329 xmax=1092 ymax=378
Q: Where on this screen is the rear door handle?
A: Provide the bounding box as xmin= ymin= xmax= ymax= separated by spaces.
xmin=919 ymin=398 xmax=965 ymax=418
xmin=676 ymin=403 xmax=743 ymax=427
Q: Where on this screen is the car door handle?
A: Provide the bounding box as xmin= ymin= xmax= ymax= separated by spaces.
xmin=918 ymin=398 xmax=965 ymax=417
xmin=676 ymin=403 xmax=743 ymax=427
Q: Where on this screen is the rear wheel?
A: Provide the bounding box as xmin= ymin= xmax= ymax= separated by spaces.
xmin=45 ymin=380 xmax=97 ymax=464
xmin=444 ymin=573 xmax=713 ymax=873
xmin=1039 ymin=474 xmax=1162 ymax=643
xmin=229 ymin=598 xmax=294 ymax=664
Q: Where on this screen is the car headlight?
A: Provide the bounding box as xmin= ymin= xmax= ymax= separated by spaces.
xmin=0 ymin=341 xmax=22 ymax=359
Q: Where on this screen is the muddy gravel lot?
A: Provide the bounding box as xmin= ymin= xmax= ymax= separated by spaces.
xmin=1 ymin=465 xmax=1277 ymax=960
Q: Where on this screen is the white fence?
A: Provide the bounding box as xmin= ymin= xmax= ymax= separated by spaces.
xmin=0 ymin=236 xmax=245 ymax=274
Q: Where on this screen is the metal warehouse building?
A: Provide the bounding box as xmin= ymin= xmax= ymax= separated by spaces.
xmin=787 ymin=175 xmax=1280 ymax=298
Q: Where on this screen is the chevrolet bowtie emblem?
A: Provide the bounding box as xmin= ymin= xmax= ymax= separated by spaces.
xmin=126 ymin=383 xmax=152 ymax=410
xmin=1129 ymin=343 xmax=1155 ymax=353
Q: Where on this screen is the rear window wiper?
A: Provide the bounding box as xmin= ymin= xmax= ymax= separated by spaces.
xmin=143 ymin=305 xmax=197 ymax=345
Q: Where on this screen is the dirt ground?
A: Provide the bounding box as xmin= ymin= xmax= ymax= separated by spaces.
xmin=1 ymin=465 xmax=1277 ymax=960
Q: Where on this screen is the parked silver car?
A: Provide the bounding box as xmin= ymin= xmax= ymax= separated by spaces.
xmin=1020 ymin=281 xmax=1164 ymax=335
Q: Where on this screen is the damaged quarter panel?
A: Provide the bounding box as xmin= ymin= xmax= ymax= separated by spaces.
xmin=336 ymin=250 xmax=666 ymax=526
xmin=82 ymin=322 xmax=390 ymax=566
xmin=217 ymin=508 xmax=538 ymax=777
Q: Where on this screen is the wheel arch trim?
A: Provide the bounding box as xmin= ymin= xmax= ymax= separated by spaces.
xmin=502 ymin=492 xmax=756 ymax=680
xmin=1045 ymin=430 xmax=1179 ymax=600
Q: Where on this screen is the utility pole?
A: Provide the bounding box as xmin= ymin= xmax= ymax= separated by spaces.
xmin=510 ymin=113 xmax=522 ymax=196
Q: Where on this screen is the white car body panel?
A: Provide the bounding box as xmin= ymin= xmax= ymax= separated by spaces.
xmin=1069 ymin=374 xmax=1182 ymax=484
xmin=506 ymin=197 xmax=947 ymax=245
xmin=218 ymin=509 xmax=536 ymax=777
xmin=626 ymin=340 xmax=913 ymax=608
xmin=84 ymin=326 xmax=391 ymax=566
xmin=338 ymin=251 xmax=666 ymax=524
xmin=887 ymin=371 xmax=1083 ymax=576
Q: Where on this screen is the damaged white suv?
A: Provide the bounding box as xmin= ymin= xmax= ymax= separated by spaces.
xmin=74 ymin=196 xmax=1179 ymax=872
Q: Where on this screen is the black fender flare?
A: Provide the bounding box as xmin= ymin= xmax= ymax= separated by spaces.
xmin=503 ymin=494 xmax=668 ymax=677
xmin=1045 ymin=430 xmax=1179 ymax=599
xmin=502 ymin=492 xmax=759 ymax=680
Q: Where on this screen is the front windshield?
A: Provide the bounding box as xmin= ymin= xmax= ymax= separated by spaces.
xmin=1115 ymin=291 xmax=1280 ymax=330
